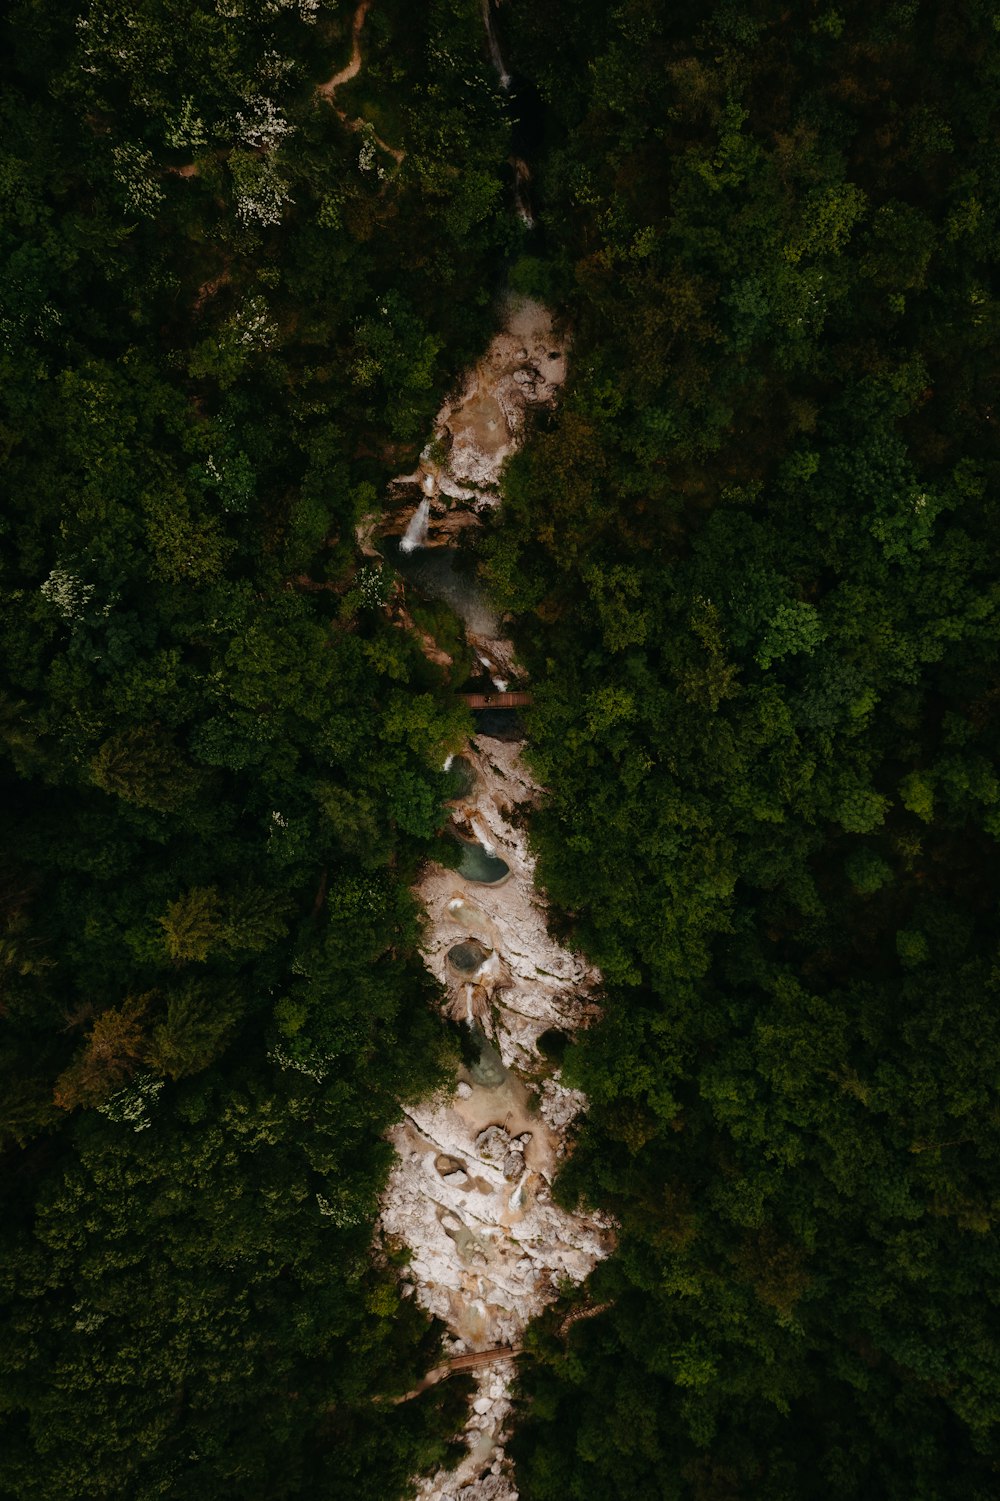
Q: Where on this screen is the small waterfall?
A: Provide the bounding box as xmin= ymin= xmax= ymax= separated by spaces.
xmin=470 ymin=815 xmax=496 ymax=856
xmin=482 ymin=0 xmax=511 ymax=90
xmin=512 ymin=157 xmax=535 ymax=228
xmin=400 ymin=496 xmax=430 ymax=553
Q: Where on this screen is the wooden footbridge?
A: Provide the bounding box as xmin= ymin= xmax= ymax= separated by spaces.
xmin=459 ymin=690 xmax=533 ymax=709
xmin=385 ymin=1303 xmax=613 ymax=1405
xmin=387 ymin=1345 xmax=522 ymax=1405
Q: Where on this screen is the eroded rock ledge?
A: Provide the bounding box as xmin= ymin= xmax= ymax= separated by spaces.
xmin=358 ymin=296 xmax=568 ymax=566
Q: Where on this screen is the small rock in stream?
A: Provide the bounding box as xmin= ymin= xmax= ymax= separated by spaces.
xmin=457 ymin=1477 xmax=514 ymax=1500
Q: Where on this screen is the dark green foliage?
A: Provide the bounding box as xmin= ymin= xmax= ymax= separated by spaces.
xmin=5 ymin=0 xmax=1000 ymax=1494
xmin=486 ymin=1 xmax=1000 ymax=1496
xmin=0 ymin=0 xmax=517 ymax=1493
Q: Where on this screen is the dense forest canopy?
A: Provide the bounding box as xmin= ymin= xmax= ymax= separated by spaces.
xmin=2 ymin=0 xmax=999 ymax=1497
xmin=0 ymin=0 xmax=511 ymax=1493
xmin=488 ymin=1 xmax=1000 ymax=1498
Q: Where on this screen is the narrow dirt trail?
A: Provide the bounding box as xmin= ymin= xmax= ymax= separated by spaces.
xmin=317 ymin=0 xmax=404 ymax=165
xmin=317 ymin=0 xmax=372 ymax=97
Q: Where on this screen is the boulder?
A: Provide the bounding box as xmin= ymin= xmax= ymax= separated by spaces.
xmin=476 ymin=1125 xmax=511 ymax=1165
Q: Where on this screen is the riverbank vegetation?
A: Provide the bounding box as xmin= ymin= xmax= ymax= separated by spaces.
xmin=484 ymin=2 xmax=1000 ymax=1497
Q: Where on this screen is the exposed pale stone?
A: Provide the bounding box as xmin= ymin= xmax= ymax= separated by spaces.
xmin=476 ymin=1125 xmax=511 ymax=1163
xmin=380 ymin=297 xmax=569 ymax=543
xmin=377 ymin=297 xmax=612 ymax=1501
xmin=502 ymin=1152 xmax=525 ymax=1182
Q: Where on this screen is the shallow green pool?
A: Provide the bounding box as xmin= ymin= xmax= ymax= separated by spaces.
xmin=465 ymin=1024 xmax=508 ymax=1088
xmin=454 ymin=838 xmax=510 ymax=885
xmin=447 ymin=939 xmax=493 ymax=976
xmin=383 ymin=538 xmax=498 ymax=636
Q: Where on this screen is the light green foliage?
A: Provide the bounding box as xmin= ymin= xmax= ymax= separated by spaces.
xmin=755 ymin=600 xmax=826 ymax=669
xmin=844 ymin=846 xmax=893 ymax=894
xmin=900 ymin=770 xmax=935 ymax=823
xmin=160 ymin=885 xmax=226 ymax=962
xmin=783 ymin=182 xmax=868 ymax=265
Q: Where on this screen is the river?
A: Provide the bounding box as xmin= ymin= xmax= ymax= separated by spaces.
xmin=372 ymin=11 xmax=612 ymax=1497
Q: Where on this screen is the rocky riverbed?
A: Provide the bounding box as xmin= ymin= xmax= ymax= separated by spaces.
xmin=373 ymin=298 xmax=613 ymax=1500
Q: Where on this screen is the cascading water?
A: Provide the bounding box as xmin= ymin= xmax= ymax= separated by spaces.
xmin=400 ymin=495 xmax=430 ymax=553
xmin=469 ymin=815 xmax=496 ymax=857
xmin=481 ymin=0 xmax=511 ymax=90
xmin=511 ymin=157 xmax=534 ymax=228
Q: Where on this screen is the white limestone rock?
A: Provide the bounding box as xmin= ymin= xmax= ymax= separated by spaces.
xmin=377 ymin=298 xmax=612 ymax=1501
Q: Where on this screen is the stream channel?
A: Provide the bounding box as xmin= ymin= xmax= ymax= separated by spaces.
xmin=371 ymin=10 xmax=612 ymax=1499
